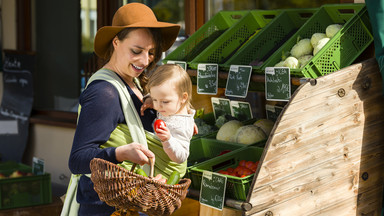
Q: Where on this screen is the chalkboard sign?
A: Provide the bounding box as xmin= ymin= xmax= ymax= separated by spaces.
xmin=211 ymin=97 xmax=231 ymax=120
xmin=265 ymin=67 xmax=291 ymax=101
xmin=230 ymin=101 xmax=253 ymax=121
xmin=197 ymin=64 xmax=218 ymax=95
xmin=32 ymin=157 xmax=45 ymax=175
xmin=199 ymin=171 xmax=227 ymax=210
xmin=225 ymin=65 xmax=252 ymax=98
xmin=0 ymin=50 xmax=35 ymax=162
xmin=266 ymin=104 xmax=284 ymax=122
xmin=166 ymin=60 xmax=187 ymax=70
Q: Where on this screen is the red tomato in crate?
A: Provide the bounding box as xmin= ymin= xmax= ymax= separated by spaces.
xmin=245 ymin=161 xmax=255 ymax=170
xmin=226 ymin=167 xmax=235 ymax=173
xmin=154 ymin=119 xmax=166 ymax=132
xmin=242 ymin=167 xmax=253 ymax=176
xmin=218 ymin=170 xmax=229 ymax=175
xmin=239 ymin=160 xmax=246 ymax=167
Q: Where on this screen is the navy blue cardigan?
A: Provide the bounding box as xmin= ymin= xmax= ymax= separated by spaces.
xmin=69 ymin=77 xmax=156 ymax=216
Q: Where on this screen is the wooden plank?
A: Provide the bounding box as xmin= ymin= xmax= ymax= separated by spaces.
xmin=246 ymin=58 xmax=384 ymax=215
xmin=199 ymin=204 xmax=242 ymax=216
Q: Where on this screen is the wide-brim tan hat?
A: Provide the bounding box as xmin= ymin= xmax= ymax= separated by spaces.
xmin=94 ymin=3 xmax=180 ymax=59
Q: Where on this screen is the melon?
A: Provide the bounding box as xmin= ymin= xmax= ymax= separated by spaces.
xmin=253 ymin=119 xmax=275 ymax=136
xmin=234 ymin=125 xmax=267 ymax=145
xmin=216 ymin=120 xmax=243 ymax=142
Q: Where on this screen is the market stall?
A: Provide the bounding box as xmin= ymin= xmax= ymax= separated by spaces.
xmin=161 ymin=2 xmax=384 ymax=216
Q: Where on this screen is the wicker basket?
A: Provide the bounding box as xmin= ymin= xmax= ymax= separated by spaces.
xmin=90 ymin=158 xmax=191 ymax=216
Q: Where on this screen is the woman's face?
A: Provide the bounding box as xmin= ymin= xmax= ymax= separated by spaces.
xmin=112 ymin=28 xmax=156 ymax=79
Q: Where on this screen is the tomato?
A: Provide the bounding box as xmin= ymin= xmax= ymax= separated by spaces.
xmin=218 ymin=170 xmax=229 ymax=175
xmin=242 ymin=167 xmax=253 ymax=176
xmin=226 ymin=167 xmax=235 ymax=173
xmin=239 ymin=160 xmax=247 ymax=167
xmin=234 ymin=166 xmax=243 ymax=175
xmin=154 ymin=119 xmax=166 ymax=132
xmin=245 ymin=161 xmax=255 ymax=170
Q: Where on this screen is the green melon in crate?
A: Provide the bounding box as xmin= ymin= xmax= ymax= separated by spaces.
xmin=220 ymin=8 xmax=318 ymax=74
xmin=189 ymin=146 xmax=264 ymax=201
xmin=189 ymin=10 xmax=281 ymax=70
xmin=163 ymin=10 xmax=249 ymax=64
xmin=261 ymin=3 xmax=373 ymax=78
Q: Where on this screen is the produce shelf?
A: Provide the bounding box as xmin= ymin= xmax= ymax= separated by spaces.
xmin=163 ymin=10 xmax=249 ymax=64
xmin=261 ymin=3 xmax=373 ymax=78
xmin=221 ymin=8 xmax=318 ymax=74
xmin=188 ymin=10 xmax=281 ymax=70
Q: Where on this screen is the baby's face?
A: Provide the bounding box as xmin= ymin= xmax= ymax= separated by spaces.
xmin=150 ymin=81 xmax=183 ymax=117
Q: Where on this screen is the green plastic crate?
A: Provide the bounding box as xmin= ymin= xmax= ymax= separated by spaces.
xmin=189 ymin=10 xmax=281 ymax=69
xmin=189 ymin=146 xmax=264 ymax=201
xmin=0 ymin=161 xmax=51 ymax=210
xmin=187 ymin=138 xmax=246 ymax=171
xmin=163 ymin=10 xmax=249 ymax=64
xmin=262 ymin=3 xmax=373 ymax=78
xmin=220 ymin=8 xmax=318 ymax=73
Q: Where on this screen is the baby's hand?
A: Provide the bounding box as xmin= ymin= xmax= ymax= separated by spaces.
xmin=155 ymin=122 xmax=171 ymax=142
xmin=140 ymin=96 xmax=153 ymax=116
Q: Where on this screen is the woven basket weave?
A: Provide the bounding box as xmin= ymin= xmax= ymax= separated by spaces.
xmin=90 ymin=158 xmax=191 ymax=216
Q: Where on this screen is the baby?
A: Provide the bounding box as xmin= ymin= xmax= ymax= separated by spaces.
xmin=142 ymin=64 xmax=195 ymax=164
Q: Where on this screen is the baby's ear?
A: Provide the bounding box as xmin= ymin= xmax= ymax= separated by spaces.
xmin=181 ymin=92 xmax=188 ymax=103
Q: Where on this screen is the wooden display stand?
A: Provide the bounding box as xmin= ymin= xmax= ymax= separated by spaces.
xmin=193 ymin=58 xmax=384 ymax=215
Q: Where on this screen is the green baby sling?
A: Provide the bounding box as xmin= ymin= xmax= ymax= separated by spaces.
xmin=60 ymin=68 xmax=186 ymax=216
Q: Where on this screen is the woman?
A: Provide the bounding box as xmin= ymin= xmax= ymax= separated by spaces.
xmin=63 ymin=3 xmax=181 ymax=216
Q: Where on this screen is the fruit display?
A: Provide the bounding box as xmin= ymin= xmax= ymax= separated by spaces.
xmin=217 ymin=160 xmax=259 ymax=178
xmin=216 ymin=118 xmax=274 ymax=144
xmin=0 ymin=170 xmax=33 ymax=179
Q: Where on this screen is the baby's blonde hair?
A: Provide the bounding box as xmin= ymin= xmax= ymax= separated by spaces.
xmin=146 ymin=64 xmax=193 ymax=111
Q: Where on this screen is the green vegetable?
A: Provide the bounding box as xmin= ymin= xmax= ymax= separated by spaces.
xmin=135 ymin=168 xmax=148 ymax=177
xmin=283 ymin=56 xmax=299 ymax=69
xmin=326 ymin=24 xmax=342 ymax=38
xmin=166 ymin=171 xmax=180 ymax=185
xmin=313 ymin=38 xmax=330 ymax=56
xmin=215 ymin=114 xmax=237 ymax=129
xmin=195 ymin=117 xmax=216 ymax=136
xmin=290 ymin=38 xmax=313 ymax=59
xmin=298 ymin=55 xmax=313 ymax=69
xmin=310 ymin=33 xmax=327 ymax=47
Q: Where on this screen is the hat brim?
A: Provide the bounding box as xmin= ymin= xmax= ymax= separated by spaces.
xmin=94 ymin=21 xmax=180 ymax=59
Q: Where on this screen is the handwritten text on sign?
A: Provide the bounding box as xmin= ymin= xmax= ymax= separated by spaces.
xmin=199 ymin=171 xmax=227 ymax=210
xmin=225 ymin=65 xmax=252 ymax=98
xmin=197 ymin=64 xmax=218 ymax=95
xmin=265 ymin=67 xmax=291 ymax=101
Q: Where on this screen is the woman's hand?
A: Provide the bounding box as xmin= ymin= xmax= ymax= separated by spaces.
xmin=140 ymin=96 xmax=153 ymax=116
xmin=115 ymin=143 xmax=155 ymax=166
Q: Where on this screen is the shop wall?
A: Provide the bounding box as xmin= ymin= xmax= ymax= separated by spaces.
xmin=0 ymin=1 xmax=74 ymax=196
xmin=0 ymin=0 xmax=17 ymax=105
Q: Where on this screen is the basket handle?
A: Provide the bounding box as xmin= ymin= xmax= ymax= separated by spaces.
xmin=129 ymin=157 xmax=155 ymax=178
xmin=149 ymin=157 xmax=154 ymax=178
